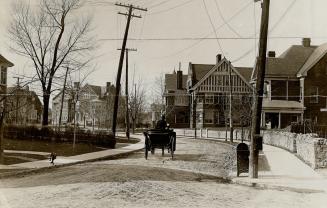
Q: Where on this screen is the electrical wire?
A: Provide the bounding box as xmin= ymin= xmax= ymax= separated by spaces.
xmin=148 ymin=0 xmax=196 ymax=15
xmin=202 ymin=0 xmax=225 ymax=56
xmin=148 ymin=0 xmax=174 ymax=9
xmin=214 ymin=0 xmax=242 ymax=38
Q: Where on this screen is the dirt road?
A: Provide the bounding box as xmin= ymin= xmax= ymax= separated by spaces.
xmin=0 ymin=137 xmax=326 ymax=208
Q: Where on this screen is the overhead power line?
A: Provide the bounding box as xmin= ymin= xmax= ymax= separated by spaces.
xmin=214 ymin=0 xmax=242 ymax=38
xmin=148 ymin=0 xmax=196 ymax=15
xmin=202 ymin=0 xmax=225 ymax=56
xmin=100 ymin=36 xmax=319 ymax=41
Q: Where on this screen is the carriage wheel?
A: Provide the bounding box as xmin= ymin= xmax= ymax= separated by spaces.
xmin=144 ymin=138 xmax=149 ymax=160
xmin=145 ymin=144 xmax=148 ymax=160
xmin=170 ymin=136 xmax=175 ymax=160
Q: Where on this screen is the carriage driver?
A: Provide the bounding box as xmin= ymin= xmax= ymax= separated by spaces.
xmin=156 ymin=114 xmax=168 ymax=130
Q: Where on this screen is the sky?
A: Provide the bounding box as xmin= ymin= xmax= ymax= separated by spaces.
xmin=0 ymin=0 xmax=326 ymax=103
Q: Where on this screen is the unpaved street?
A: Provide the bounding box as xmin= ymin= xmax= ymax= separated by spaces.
xmin=0 ymin=137 xmax=326 ymax=208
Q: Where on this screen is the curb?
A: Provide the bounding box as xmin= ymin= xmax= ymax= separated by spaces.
xmin=231 ymin=178 xmax=325 ymax=194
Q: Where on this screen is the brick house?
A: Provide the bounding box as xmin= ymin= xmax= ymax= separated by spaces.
xmin=255 ymin=38 xmax=327 ymax=129
xmin=164 ymin=70 xmax=189 ymax=128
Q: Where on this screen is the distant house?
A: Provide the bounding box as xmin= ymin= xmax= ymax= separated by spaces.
xmin=187 ymin=55 xmax=253 ymax=128
xmin=164 ymin=69 xmax=189 ymax=128
xmin=254 ymin=38 xmax=327 ymax=129
xmin=0 ymin=54 xmax=14 ymax=96
xmin=52 ymin=82 xmax=120 ymax=129
xmin=6 ymin=86 xmax=43 ymax=124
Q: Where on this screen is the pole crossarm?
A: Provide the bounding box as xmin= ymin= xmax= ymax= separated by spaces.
xmin=115 ymin=3 xmax=148 ymax=12
xmin=117 ymin=48 xmax=137 ymax=52
xmin=118 ymin=12 xmax=142 ymax=18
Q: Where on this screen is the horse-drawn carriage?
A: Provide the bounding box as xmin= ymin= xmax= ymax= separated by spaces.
xmin=143 ymin=128 xmax=176 ymax=160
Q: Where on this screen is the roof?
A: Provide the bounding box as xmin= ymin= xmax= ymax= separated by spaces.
xmin=190 ymin=58 xmax=253 ymax=91
xmin=191 ymin=64 xmax=215 ymax=85
xmin=297 ymin=43 xmax=327 ymax=77
xmin=235 ymin=67 xmax=253 ymax=82
xmin=7 ymin=86 xmax=32 ymax=94
xmin=165 ymin=73 xmax=188 ymax=91
xmin=0 ymin=54 xmax=14 ymax=67
xmin=86 ymin=84 xmax=102 ymax=97
xmin=262 ymin=99 xmax=305 ymax=113
xmin=7 ymin=86 xmax=42 ymax=108
xmin=252 ymin=45 xmax=316 ymax=79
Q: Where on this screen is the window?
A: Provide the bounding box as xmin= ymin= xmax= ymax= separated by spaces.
xmin=197 ymin=95 xmax=204 ymax=104
xmin=204 ymin=110 xmax=214 ymax=123
xmin=0 ymin=66 xmax=7 ymax=85
xmin=196 ymin=111 xmax=202 ymax=123
xmin=205 ymin=95 xmax=214 ymax=104
xmin=310 ymin=87 xmax=319 ymax=103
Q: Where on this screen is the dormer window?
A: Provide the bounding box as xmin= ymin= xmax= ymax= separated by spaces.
xmin=0 ymin=66 xmax=7 ymax=85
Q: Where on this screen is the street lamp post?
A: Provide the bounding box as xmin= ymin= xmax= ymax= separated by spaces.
xmin=73 ymin=83 xmax=80 ymax=149
xmin=73 ymin=100 xmax=79 ymax=149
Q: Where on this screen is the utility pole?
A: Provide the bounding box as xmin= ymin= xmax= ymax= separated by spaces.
xmin=118 ymin=48 xmax=137 ymax=140
xmin=13 ymin=77 xmax=23 ymax=124
xmin=112 ymin=3 xmax=147 ymax=138
xmin=133 ymin=83 xmax=137 ymax=134
xmin=249 ymin=0 xmax=270 ymax=179
xmin=58 ymin=67 xmax=69 ymax=131
xmin=228 ymin=63 xmax=233 ymax=143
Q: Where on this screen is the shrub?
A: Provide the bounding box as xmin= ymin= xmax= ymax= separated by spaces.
xmin=4 ymin=125 xmax=116 ymax=148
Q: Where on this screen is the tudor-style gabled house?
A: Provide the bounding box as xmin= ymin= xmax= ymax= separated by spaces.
xmin=188 ymin=55 xmax=253 ymax=128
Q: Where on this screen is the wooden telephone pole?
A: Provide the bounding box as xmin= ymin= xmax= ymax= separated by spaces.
xmin=112 ymin=3 xmax=147 ymax=138
xmin=118 ymin=48 xmax=137 ymax=140
xmin=249 ymin=0 xmax=270 ymax=178
xmin=228 ymin=62 xmax=233 ymax=143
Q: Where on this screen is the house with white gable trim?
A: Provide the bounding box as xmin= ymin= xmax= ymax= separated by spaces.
xmin=187 ymin=55 xmax=253 ymax=128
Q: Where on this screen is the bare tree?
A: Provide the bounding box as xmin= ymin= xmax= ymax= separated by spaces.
xmin=151 ymin=73 xmax=165 ymax=107
xmin=8 ymin=0 xmax=95 ymax=126
xmin=130 ymin=79 xmax=147 ymax=133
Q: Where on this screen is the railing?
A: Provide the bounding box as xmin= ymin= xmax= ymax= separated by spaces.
xmin=174 ymin=128 xmax=251 ymax=141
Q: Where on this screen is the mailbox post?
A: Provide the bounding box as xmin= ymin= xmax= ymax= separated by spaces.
xmin=237 ymin=143 xmax=250 ymax=177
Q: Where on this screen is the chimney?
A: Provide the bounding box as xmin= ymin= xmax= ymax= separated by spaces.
xmin=177 ymin=70 xmax=183 ymax=90
xmin=216 ymin=54 xmax=222 ymax=64
xmin=302 ymin=38 xmax=311 ymax=47
xmin=268 ymin=51 xmax=276 ymax=58
xmin=73 ymin=82 xmax=80 ymax=89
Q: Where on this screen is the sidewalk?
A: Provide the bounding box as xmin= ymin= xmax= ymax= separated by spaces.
xmin=0 ymin=133 xmax=144 ymax=171
xmin=232 ymin=144 xmax=327 ymax=193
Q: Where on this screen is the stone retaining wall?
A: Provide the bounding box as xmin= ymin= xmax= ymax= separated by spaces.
xmin=263 ymin=131 xmax=297 ymax=153
xmin=175 ymin=128 xmax=327 ymax=169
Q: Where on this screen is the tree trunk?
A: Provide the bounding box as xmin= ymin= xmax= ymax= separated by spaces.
xmin=42 ymin=92 xmax=50 ymax=126
xmin=132 ymin=118 xmax=135 ymax=134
